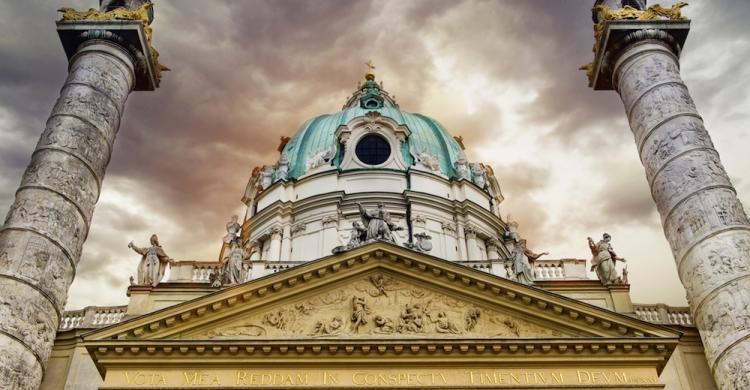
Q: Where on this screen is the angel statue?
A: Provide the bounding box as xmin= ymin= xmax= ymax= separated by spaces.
xmin=588 ymin=233 xmax=626 ymax=285
xmin=223 ymin=215 xmax=241 ymax=244
xmin=128 ymin=234 xmax=173 ymax=287
xmin=357 ymin=202 xmax=402 ymax=243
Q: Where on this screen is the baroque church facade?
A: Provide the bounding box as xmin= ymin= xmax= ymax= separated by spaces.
xmin=3 ymin=0 xmax=746 ymax=389
xmin=42 ymin=71 xmax=715 ymax=389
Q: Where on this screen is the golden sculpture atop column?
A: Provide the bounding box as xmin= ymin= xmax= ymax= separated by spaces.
xmin=580 ymin=2 xmax=689 ymax=83
xmin=57 ymin=0 xmax=169 ymax=89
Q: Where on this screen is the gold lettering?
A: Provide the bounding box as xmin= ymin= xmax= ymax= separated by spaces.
xmin=534 ymin=372 xmax=547 ymax=384
xmin=183 ymin=371 xmax=198 ymax=385
xmin=467 ymin=371 xmax=477 ymax=385
xmin=592 ymin=371 xmax=604 ymax=383
xmin=323 ymin=371 xmax=339 ymax=385
xmin=438 ymin=372 xmax=448 ymax=384
xmin=352 ymin=372 xmax=366 ymax=386
xmin=124 ymin=372 xmax=134 ymax=385
xmin=236 ymin=371 xmax=247 ymax=385
xmin=509 ymin=373 xmax=521 ymax=384
xmin=613 ymin=371 xmax=627 ymax=383
xmin=261 ymin=373 xmax=272 ymax=385
xmin=577 ymin=370 xmax=591 ymax=383
xmin=551 ymin=372 xmax=564 ymax=384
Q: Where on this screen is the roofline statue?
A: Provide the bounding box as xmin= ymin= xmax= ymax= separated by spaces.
xmin=128 ymin=234 xmax=173 ymax=287
xmin=588 ymin=233 xmax=627 ymax=285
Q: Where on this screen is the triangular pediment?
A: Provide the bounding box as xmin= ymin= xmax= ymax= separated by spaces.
xmin=86 ymin=242 xmax=678 ymax=342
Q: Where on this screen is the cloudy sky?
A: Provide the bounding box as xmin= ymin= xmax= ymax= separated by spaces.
xmin=1 ymin=1 xmax=749 ymax=309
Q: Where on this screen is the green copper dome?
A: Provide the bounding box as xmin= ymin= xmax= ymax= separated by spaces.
xmin=280 ymin=75 xmax=464 ymax=180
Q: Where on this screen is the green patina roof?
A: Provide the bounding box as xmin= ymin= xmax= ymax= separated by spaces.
xmin=280 ymin=106 xmax=463 ymax=180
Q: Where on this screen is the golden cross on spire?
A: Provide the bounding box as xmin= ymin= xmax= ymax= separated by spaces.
xmin=364 ymin=60 xmax=376 ymax=74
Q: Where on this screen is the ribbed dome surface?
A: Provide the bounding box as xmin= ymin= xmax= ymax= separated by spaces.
xmin=281 ymin=106 xmax=463 ymax=180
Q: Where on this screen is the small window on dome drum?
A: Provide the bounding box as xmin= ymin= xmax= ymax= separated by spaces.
xmin=355 ymin=134 xmax=391 ymax=165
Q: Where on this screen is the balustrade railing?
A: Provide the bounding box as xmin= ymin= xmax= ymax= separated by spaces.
xmin=59 ymin=305 xmax=127 ymax=330
xmin=533 ymin=260 xmax=566 ymax=279
xmin=634 ymin=303 xmax=693 ymax=326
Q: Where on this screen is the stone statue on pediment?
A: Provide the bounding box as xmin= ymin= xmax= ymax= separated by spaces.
xmin=222 ymin=239 xmax=248 ymax=285
xmin=588 ymin=233 xmax=626 ymax=285
xmin=128 ymin=234 xmax=173 ymax=287
xmin=357 ymin=202 xmax=402 ymax=243
xmin=511 ymin=238 xmax=548 ymax=286
xmin=223 ymin=215 xmax=241 ymax=244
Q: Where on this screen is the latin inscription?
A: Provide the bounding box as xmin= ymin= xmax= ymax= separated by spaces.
xmin=105 ymin=367 xmax=660 ymax=388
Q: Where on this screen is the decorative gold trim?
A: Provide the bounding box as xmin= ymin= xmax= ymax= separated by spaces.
xmin=582 ymin=2 xmax=689 ymax=83
xmin=58 ymin=2 xmax=169 ymax=82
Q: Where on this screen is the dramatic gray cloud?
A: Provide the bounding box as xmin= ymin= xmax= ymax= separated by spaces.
xmin=1 ymin=1 xmax=749 ymax=309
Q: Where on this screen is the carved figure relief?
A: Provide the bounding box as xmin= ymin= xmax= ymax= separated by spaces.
xmin=454 ymin=151 xmax=471 ymax=181
xmin=5 ymin=191 xmax=86 ymax=259
xmin=404 ymin=232 xmax=432 ymax=253
xmin=716 ymin=343 xmax=750 ymax=390
xmin=681 ymin=231 xmax=750 ymax=305
xmin=695 ymin=281 xmax=750 ymax=363
xmin=350 ymin=296 xmax=371 ymax=333
xmin=470 ymin=163 xmax=487 ymax=189
xmin=276 ymin=152 xmax=289 ymax=181
xmin=305 ymin=145 xmax=336 ymax=172
xmin=310 ymin=316 xmax=343 ymax=336
xmin=410 ymin=146 xmax=441 ymax=173
xmin=259 ymin=165 xmax=274 ymax=190
xmin=190 ymin=273 xmax=569 ymax=339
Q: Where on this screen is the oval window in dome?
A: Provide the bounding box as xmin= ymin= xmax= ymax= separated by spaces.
xmin=355 ymin=134 xmax=391 ymax=165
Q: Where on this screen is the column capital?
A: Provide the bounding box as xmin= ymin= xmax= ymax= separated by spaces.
xmin=56 ymin=3 xmax=167 ymax=90
xmin=583 ymin=5 xmax=690 ymax=90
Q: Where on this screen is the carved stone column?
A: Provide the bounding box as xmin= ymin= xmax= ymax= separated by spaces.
xmin=268 ymin=226 xmax=283 ymax=262
xmin=588 ymin=16 xmax=750 ymax=389
xmin=456 ymin=223 xmax=468 ymax=260
xmin=0 ymin=5 xmax=163 ymax=389
xmin=465 ymin=225 xmax=481 ymax=260
xmin=279 ymin=224 xmax=292 ymax=262
xmin=320 ymin=215 xmax=339 ymax=258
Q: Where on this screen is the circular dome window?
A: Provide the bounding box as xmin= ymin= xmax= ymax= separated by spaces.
xmin=355 ymin=134 xmax=391 ymax=165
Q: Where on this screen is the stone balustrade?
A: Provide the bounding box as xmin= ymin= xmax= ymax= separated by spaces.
xmin=534 ymin=260 xmax=565 ymax=279
xmin=634 ymin=303 xmax=693 ymax=326
xmin=456 ymin=260 xmax=493 ymax=272
xmin=58 ymin=305 xmax=127 ymax=331
xmin=165 ymin=258 xmax=592 ymax=283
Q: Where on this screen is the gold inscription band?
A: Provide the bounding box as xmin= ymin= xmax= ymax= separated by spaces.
xmin=102 ymin=367 xmax=660 ymax=388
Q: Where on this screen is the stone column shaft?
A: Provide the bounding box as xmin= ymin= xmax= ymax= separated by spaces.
xmin=465 ymin=227 xmax=481 ymax=260
xmin=0 ymin=40 xmax=135 ymax=389
xmin=279 ymin=225 xmax=292 ymax=262
xmin=611 ymin=38 xmax=750 ymax=389
xmin=268 ymin=228 xmax=283 ymax=262
xmin=456 ymin=224 xmax=468 ymax=259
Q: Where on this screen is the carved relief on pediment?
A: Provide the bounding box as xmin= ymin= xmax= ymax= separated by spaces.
xmin=191 ymin=273 xmax=567 ymax=339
